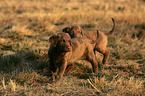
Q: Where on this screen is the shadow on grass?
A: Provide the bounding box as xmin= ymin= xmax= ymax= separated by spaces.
xmin=0 ymin=50 xmax=51 ymax=80
xmin=71 ymin=62 xmax=102 ymax=79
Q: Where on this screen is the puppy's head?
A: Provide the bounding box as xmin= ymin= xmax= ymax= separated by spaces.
xmin=49 ymin=33 xmax=72 ymax=52
xmin=62 ymin=26 xmax=83 ymax=38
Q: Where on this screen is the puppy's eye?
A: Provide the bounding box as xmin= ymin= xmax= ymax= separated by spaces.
xmin=71 ymin=31 xmax=74 ymax=34
xmin=63 ymin=40 xmax=65 ymax=42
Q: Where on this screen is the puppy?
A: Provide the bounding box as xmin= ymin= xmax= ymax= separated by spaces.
xmin=62 ymin=18 xmax=116 ymax=64
xmin=48 ymin=32 xmax=98 ymax=80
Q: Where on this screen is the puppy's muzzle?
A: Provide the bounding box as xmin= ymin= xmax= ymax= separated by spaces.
xmin=64 ymin=46 xmax=71 ymax=52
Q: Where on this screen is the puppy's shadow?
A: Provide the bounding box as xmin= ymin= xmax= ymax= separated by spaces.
xmin=27 ymin=59 xmax=52 ymax=77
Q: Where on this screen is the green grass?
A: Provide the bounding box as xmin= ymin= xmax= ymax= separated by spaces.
xmin=0 ymin=0 xmax=145 ymax=95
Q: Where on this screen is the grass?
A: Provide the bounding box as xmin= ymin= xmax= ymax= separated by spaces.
xmin=0 ymin=0 xmax=145 ymax=95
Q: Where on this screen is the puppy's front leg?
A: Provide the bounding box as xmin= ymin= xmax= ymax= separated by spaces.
xmin=51 ymin=67 xmax=59 ymax=81
xmin=58 ymin=61 xmax=67 ymax=79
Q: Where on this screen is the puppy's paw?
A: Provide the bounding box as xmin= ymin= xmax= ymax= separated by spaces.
xmin=48 ymin=74 xmax=60 ymax=83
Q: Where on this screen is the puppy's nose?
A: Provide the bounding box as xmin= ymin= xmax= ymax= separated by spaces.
xmin=66 ymin=46 xmax=71 ymax=51
xmin=67 ymin=46 xmax=70 ymax=50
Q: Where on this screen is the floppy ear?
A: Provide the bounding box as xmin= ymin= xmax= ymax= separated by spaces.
xmin=62 ymin=27 xmax=71 ymax=33
xmin=49 ymin=35 xmax=59 ymax=47
xmin=78 ymin=26 xmax=83 ymax=36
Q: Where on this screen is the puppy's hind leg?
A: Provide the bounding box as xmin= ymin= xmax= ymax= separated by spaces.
xmin=86 ymin=53 xmax=98 ymax=73
xmin=96 ymin=47 xmax=110 ymax=64
xmin=102 ymin=49 xmax=110 ymax=64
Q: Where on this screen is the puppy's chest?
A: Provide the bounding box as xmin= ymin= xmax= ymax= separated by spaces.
xmin=52 ymin=53 xmax=65 ymax=64
xmin=51 ymin=52 xmax=71 ymax=64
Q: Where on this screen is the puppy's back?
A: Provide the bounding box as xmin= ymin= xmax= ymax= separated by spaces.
xmin=71 ymin=37 xmax=92 ymax=48
xmin=83 ymin=31 xmax=98 ymax=41
xmin=67 ymin=37 xmax=93 ymax=61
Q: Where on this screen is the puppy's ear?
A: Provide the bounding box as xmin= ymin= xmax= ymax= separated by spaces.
xmin=78 ymin=26 xmax=83 ymax=36
xmin=49 ymin=35 xmax=59 ymax=47
xmin=62 ymin=27 xmax=70 ymax=33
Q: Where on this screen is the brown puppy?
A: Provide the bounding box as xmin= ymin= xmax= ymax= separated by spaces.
xmin=48 ymin=32 xmax=98 ymax=80
xmin=62 ymin=18 xmax=116 ymax=64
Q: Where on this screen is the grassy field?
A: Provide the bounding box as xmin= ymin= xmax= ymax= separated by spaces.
xmin=0 ymin=0 xmax=145 ymax=95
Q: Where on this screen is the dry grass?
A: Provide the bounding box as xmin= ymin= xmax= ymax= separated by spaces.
xmin=0 ymin=0 xmax=145 ymax=95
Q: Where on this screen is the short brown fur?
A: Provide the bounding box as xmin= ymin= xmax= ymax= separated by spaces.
xmin=62 ymin=18 xmax=116 ymax=64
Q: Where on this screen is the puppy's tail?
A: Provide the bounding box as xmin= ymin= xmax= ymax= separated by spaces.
xmin=105 ymin=18 xmax=116 ymax=36
xmin=91 ymin=30 xmax=99 ymax=44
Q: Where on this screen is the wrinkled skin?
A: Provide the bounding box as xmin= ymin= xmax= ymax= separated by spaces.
xmin=48 ymin=32 xmax=98 ymax=81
